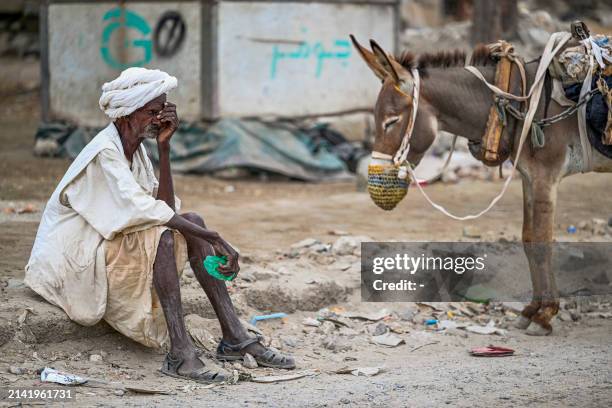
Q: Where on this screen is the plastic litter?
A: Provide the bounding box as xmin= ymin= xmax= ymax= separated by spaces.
xmin=567 ymin=225 xmax=577 ymax=234
xmin=425 ymin=319 xmax=438 ymax=326
xmin=341 ymin=309 xmax=390 ymax=321
xmin=203 ymin=255 xmax=236 ymax=281
xmin=470 ymin=345 xmax=515 ymax=357
xmin=334 ymin=366 xmax=384 ymax=377
xmin=40 ymin=367 xmax=87 ymax=385
xmin=250 ymin=312 xmax=288 ymax=326
xmin=465 ymin=320 xmax=507 ymax=336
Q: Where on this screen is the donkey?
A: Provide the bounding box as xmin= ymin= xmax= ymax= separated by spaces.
xmin=352 ymin=36 xmax=612 ymax=335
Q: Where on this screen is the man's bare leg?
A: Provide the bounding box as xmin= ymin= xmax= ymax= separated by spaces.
xmin=153 ymin=230 xmax=207 ymax=374
xmin=181 ymin=213 xmax=268 ymax=357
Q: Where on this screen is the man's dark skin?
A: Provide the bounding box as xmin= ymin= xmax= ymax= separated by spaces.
xmin=113 ymin=94 xmax=283 ymax=379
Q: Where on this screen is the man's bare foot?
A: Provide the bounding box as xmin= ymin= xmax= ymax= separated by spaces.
xmin=241 ymin=341 xmax=267 ymax=357
xmin=175 ymin=350 xmax=205 ymax=376
xmin=161 ymin=350 xmax=229 ymax=383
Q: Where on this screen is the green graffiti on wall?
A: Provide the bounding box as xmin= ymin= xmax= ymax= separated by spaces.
xmin=100 ymin=8 xmax=152 ymax=70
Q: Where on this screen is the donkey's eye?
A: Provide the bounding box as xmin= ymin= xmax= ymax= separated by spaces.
xmin=383 ymin=116 xmax=400 ymax=130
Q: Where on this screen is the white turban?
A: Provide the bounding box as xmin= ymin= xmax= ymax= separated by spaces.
xmin=99 ymin=67 xmax=178 ymax=119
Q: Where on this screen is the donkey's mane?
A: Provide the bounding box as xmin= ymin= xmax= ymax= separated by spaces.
xmin=396 ymin=44 xmax=496 ymax=77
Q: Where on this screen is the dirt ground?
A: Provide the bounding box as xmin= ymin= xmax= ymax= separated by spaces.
xmin=1 ymin=67 xmax=611 ymax=407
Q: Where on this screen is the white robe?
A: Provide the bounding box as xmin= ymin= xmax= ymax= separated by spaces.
xmin=25 ymin=123 xmax=178 ymax=326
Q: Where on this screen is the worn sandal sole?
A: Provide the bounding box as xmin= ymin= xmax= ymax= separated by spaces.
xmin=160 ymin=367 xmax=226 ymax=384
xmin=216 ymin=354 xmax=296 ymax=370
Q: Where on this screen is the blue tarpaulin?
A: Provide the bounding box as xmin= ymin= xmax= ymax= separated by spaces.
xmin=35 ymin=119 xmax=355 ymax=181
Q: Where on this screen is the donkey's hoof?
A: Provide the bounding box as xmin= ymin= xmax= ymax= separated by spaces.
xmin=525 ymin=321 xmax=552 ymax=336
xmin=514 ymin=315 xmax=531 ymax=330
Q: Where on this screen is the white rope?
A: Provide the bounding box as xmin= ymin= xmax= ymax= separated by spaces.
xmin=393 ymin=68 xmax=421 ymax=166
xmin=405 ymin=32 xmax=572 ymax=221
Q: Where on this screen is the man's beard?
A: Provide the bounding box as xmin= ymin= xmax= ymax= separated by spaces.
xmin=142 ymin=124 xmax=160 ymax=139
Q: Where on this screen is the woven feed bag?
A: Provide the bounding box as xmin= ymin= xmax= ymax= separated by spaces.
xmin=367 ymin=163 xmax=410 ymax=211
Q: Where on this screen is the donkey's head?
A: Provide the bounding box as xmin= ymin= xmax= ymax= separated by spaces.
xmin=351 ymin=36 xmax=436 ymax=210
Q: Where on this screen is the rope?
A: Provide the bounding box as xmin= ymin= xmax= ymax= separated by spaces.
xmin=392 ymin=68 xmax=420 ymax=166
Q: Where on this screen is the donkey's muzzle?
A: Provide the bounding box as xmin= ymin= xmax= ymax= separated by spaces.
xmin=367 ymin=163 xmax=410 ymax=211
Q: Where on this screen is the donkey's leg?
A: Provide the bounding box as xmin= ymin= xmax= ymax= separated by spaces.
xmin=525 ymin=178 xmax=560 ymax=336
xmin=515 ymin=177 xmax=542 ymax=329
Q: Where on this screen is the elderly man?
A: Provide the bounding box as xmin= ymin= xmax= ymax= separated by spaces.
xmin=26 ymin=68 xmax=294 ymax=383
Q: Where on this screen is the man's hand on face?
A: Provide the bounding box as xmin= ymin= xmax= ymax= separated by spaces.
xmin=157 ymin=102 xmax=179 ymax=145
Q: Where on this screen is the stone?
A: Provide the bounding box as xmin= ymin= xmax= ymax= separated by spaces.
xmin=252 ymin=269 xmax=279 ymax=281
xmin=501 ymin=302 xmax=524 ymax=313
xmin=338 ymin=327 xmax=359 ymax=337
xmin=291 ymin=238 xmax=319 ymax=249
xmin=317 ymin=321 xmax=336 ymax=335
xmin=242 ymin=353 xmax=258 ymax=369
xmin=302 ymin=317 xmax=322 ymax=327
xmin=309 ymin=243 xmax=331 ymax=253
xmin=8 ymin=366 xmax=26 ymax=375
xmin=366 ymin=322 xmax=389 ymax=336
xmin=397 ymin=308 xmax=416 ymax=321
xmin=7 ymin=279 xmax=25 ymax=289
xmin=183 ymin=266 xmax=195 ymax=279
xmin=332 ymin=236 xmax=372 ymax=256
xmin=322 ymin=335 xmax=351 ymax=352
xmin=591 ymin=218 xmax=607 ymax=235
xmin=462 ymin=226 xmax=481 ymax=239
xmin=371 ymin=332 xmax=406 ymax=347
xmin=89 ymin=354 xmax=103 ymax=363
xmin=239 ymin=270 xmax=256 ymax=282
xmin=281 ymin=336 xmax=298 ymax=348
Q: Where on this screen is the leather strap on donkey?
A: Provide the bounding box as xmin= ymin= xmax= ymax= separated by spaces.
xmin=479 ymin=41 xmax=527 ymax=166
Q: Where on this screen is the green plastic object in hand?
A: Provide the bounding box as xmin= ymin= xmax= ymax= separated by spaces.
xmin=203 ymin=255 xmax=236 ymax=281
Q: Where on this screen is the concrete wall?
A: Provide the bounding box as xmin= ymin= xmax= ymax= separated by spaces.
xmin=215 ymin=1 xmax=395 ymax=118
xmin=47 ymin=2 xmax=201 ymax=127
xmin=45 ymin=1 xmax=396 ymax=126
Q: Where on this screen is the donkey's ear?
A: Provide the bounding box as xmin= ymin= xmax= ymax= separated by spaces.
xmin=369 ymin=39 xmax=401 ymax=84
xmin=350 ymin=34 xmax=388 ymax=80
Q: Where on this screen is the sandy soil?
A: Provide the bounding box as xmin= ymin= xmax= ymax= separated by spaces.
xmin=0 ymin=68 xmax=611 ymax=407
